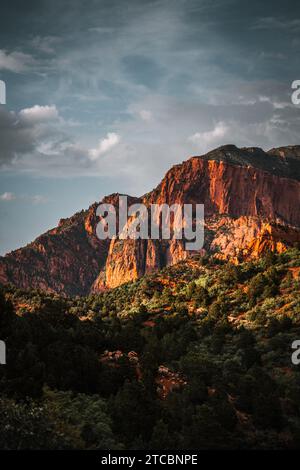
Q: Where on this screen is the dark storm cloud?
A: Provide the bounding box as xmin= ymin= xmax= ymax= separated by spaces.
xmin=0 ymin=107 xmax=36 ymax=165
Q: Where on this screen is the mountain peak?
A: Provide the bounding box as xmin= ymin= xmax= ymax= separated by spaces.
xmin=268 ymin=145 xmax=300 ymax=159
xmin=191 ymin=144 xmax=300 ymax=181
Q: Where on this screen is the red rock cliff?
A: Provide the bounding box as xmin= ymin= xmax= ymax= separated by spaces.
xmin=1 ymin=145 xmax=300 ymax=294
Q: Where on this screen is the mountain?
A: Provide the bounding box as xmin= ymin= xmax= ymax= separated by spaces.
xmin=1 ymin=144 xmax=300 ymax=295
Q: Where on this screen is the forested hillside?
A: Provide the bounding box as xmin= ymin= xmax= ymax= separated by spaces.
xmin=0 ymin=249 xmax=300 ymax=449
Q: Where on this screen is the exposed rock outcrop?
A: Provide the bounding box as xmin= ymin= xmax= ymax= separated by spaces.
xmin=1 ymin=145 xmax=300 ymax=294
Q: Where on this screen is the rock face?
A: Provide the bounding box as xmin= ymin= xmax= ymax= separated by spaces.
xmin=1 ymin=145 xmax=300 ymax=294
xmin=0 ymin=206 xmax=108 ymax=296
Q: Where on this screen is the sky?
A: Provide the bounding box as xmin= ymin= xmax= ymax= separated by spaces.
xmin=0 ymin=0 xmax=300 ymax=255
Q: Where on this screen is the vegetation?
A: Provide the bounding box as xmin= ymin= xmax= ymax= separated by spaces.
xmin=0 ymin=249 xmax=300 ymax=449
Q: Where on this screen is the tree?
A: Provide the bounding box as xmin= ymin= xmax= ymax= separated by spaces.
xmin=149 ymin=420 xmax=173 ymax=450
xmin=44 ymin=388 xmax=121 ymax=449
xmin=110 ymin=380 xmax=157 ymax=446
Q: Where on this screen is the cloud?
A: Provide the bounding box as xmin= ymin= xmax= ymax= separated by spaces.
xmin=19 ymin=105 xmax=59 ymax=124
xmin=0 ymin=107 xmax=37 ymax=166
xmin=0 ymin=192 xmax=16 ymax=201
xmin=0 ymin=104 xmax=71 ymax=168
xmin=28 ymin=195 xmax=49 ymax=205
xmin=0 ymin=192 xmax=48 ymax=204
xmin=88 ymin=132 xmax=121 ymax=160
xmin=1 ymin=83 xmax=300 ymax=190
xmin=88 ymin=27 xmax=115 ymax=34
xmin=189 ymin=122 xmax=229 ymax=151
xmin=0 ymin=104 xmax=125 ymax=177
xmin=0 ymin=49 xmax=35 ymax=72
xmin=252 ymin=17 xmax=300 ymax=32
xmin=139 ymin=109 xmax=153 ymax=121
xmin=30 ymin=36 xmax=61 ymax=54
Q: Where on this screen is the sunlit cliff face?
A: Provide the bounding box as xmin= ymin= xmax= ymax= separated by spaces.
xmin=0 ymin=145 xmax=299 ymax=294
